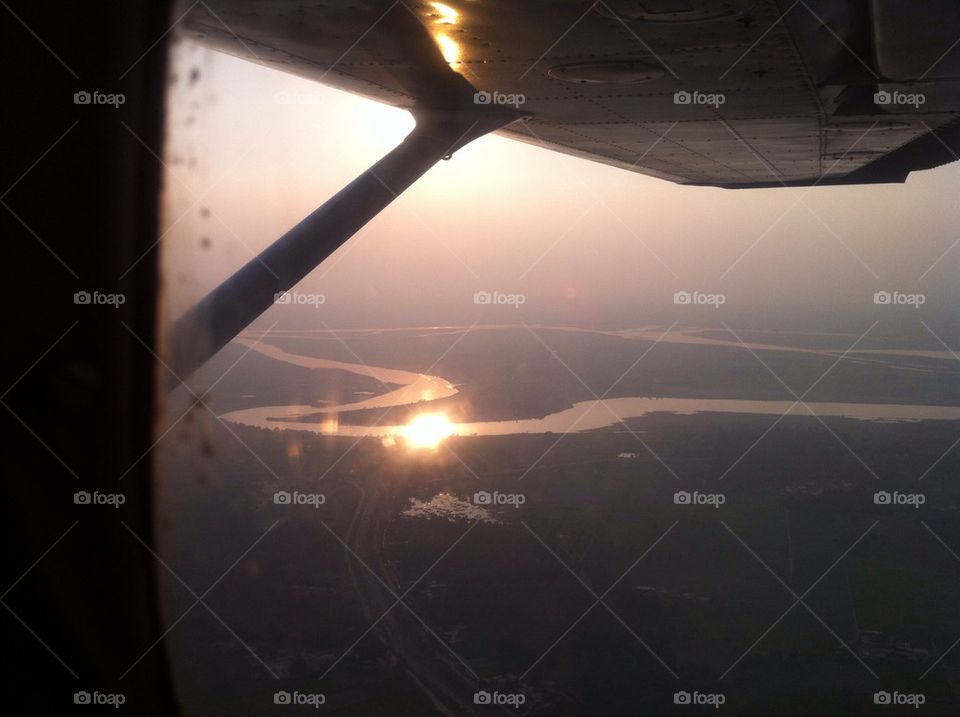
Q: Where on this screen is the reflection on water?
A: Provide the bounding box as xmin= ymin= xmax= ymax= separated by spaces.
xmin=235 ymin=335 xmax=458 ymax=412
xmin=222 ymin=396 xmax=960 ymax=439
xmin=402 ymin=493 xmax=499 ymax=524
xmin=224 ymin=333 xmax=960 ymax=439
xmin=402 ymin=412 xmax=455 ymax=449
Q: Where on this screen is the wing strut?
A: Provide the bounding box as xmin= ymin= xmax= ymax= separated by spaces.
xmin=167 ymin=106 xmax=520 ymax=381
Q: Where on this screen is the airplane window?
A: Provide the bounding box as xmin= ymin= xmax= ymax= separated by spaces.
xmin=159 ymin=2 xmax=960 ymax=714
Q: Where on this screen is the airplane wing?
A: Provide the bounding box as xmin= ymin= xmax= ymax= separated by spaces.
xmin=171 ymin=0 xmax=960 ymax=378
xmin=186 ymin=0 xmax=960 ymax=188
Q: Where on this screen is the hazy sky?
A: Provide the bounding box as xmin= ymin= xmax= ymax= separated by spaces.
xmin=162 ymin=44 xmax=960 ymax=334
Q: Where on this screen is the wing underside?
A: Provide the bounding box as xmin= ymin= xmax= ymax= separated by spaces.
xmin=186 ymin=0 xmax=960 ymax=187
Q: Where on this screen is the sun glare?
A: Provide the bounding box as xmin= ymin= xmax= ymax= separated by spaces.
xmin=426 ymin=2 xmax=462 ymax=67
xmin=435 ymin=34 xmax=461 ymax=64
xmin=402 ymin=413 xmax=456 ymax=449
xmin=430 ymin=2 xmax=459 ymax=24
